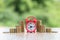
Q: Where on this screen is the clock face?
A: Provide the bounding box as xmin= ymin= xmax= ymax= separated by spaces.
xmin=27 ymin=22 xmax=36 ymax=31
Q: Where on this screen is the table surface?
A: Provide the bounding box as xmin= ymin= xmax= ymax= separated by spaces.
xmin=0 ymin=27 xmax=60 ymax=40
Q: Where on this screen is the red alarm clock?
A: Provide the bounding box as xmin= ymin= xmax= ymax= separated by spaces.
xmin=25 ymin=16 xmax=37 ymax=33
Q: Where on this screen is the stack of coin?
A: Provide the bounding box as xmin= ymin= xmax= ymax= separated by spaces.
xmin=37 ymin=20 xmax=45 ymax=33
xmin=41 ymin=25 xmax=45 ymax=33
xmin=37 ymin=20 xmax=42 ymax=32
xmin=46 ymin=28 xmax=51 ymax=33
xmin=14 ymin=29 xmax=17 ymax=33
xmin=10 ymin=29 xmax=16 ymax=33
xmin=16 ymin=26 xmax=21 ymax=33
xmin=20 ymin=21 xmax=24 ymax=32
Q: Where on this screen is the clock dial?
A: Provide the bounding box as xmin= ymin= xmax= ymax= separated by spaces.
xmin=27 ymin=22 xmax=35 ymax=31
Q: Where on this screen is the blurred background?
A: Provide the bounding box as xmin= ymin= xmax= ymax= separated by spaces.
xmin=0 ymin=0 xmax=60 ymax=27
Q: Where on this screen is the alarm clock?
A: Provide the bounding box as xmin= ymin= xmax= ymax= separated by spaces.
xmin=25 ymin=16 xmax=37 ymax=33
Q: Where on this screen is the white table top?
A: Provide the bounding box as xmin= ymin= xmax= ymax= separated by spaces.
xmin=0 ymin=27 xmax=60 ymax=40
